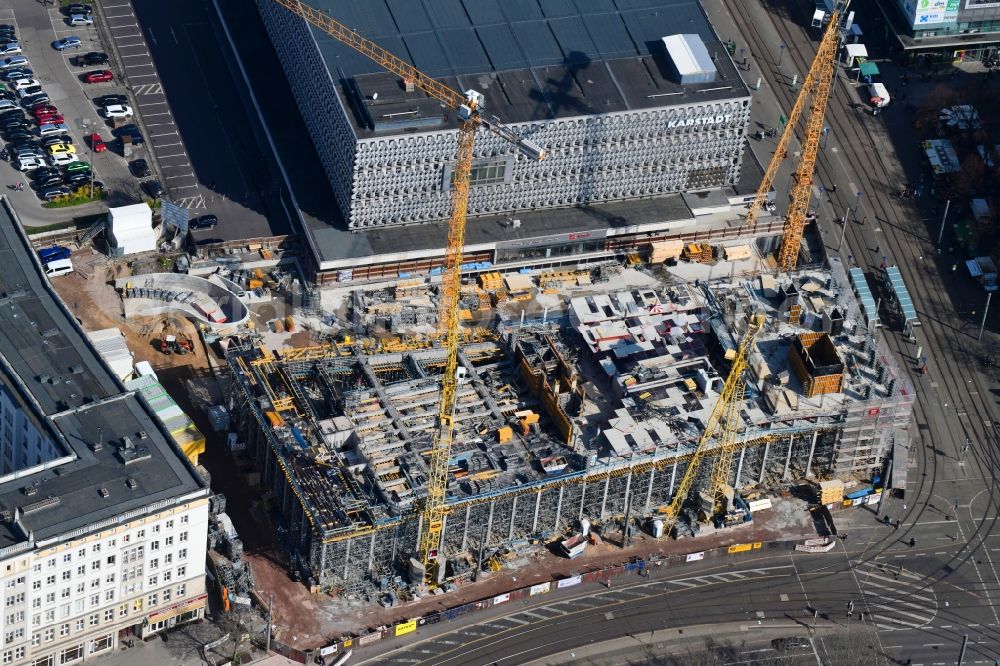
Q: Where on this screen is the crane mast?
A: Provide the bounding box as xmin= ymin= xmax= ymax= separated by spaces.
xmin=662 ymin=314 xmax=764 ymax=535
xmin=743 ymin=8 xmax=843 ymax=273
xmin=273 ymin=0 xmax=545 ymax=586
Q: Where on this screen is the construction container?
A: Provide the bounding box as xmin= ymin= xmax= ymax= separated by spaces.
xmin=497 ymin=426 xmax=513 ymax=443
xmin=662 ymin=34 xmax=717 ymax=85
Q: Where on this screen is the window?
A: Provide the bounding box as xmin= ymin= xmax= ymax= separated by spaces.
xmin=90 ymin=634 xmax=112 ymax=653
xmin=89 ymin=579 xmax=99 ymax=590
xmin=163 ymin=589 xmax=171 ymax=603
xmin=45 ymin=576 xmax=55 ymax=586
xmin=31 ymin=564 xmax=40 ymax=574
xmin=44 ymin=593 xmax=54 ymax=604
xmin=31 ymin=614 xmax=39 ymax=627
xmin=44 ymin=610 xmax=54 ymax=623
xmin=165 ymin=520 xmax=173 ymax=530
xmin=74 ymin=599 xmax=83 ymax=614
xmin=103 ymin=609 xmax=113 ymax=622
xmin=2 ymin=650 xmax=10 ymax=664
xmin=76 ymin=550 xmax=84 ymax=560
xmin=61 ymin=588 xmax=70 ymax=599
xmin=147 ymin=593 xmax=157 ymax=607
xmin=62 ymin=554 xmax=71 ymax=564
xmin=87 ymin=613 xmax=98 ymax=627
xmin=60 ymin=603 xmax=69 ymax=619
xmin=5 ymin=611 xmax=23 ymax=624
xmin=132 ymin=599 xmax=142 ymax=612
xmin=61 ymin=571 xmax=70 ymax=581
xmin=104 ymin=573 xmax=115 ymax=585
xmin=12 ymin=649 xmax=21 ymax=661
xmin=180 ymin=514 xmax=188 ymax=525
xmin=136 ymin=530 xmax=144 ymax=539
xmin=150 ymin=541 xmax=159 ymax=552
xmin=176 ymin=566 xmax=186 ymax=579
xmin=5 ymin=593 xmax=23 ymax=607
xmin=30 ymin=634 xmax=39 ymax=648
xmin=75 ymin=583 xmax=84 ymax=595
xmin=147 ymin=575 xmax=157 ymax=588
xmin=152 ymin=524 xmax=160 ymax=534
xmin=90 ymin=544 xmax=100 ymax=554
xmin=88 ymin=594 xmax=98 ymax=607
xmin=5 ymin=628 xmax=23 ymax=642
xmin=149 ymin=559 xmax=158 ymax=571
xmin=164 ymin=537 xmax=173 ymax=547
xmin=105 ymin=556 xmax=115 ymax=566
xmin=31 ymin=580 xmax=40 ymax=591
xmin=59 ymin=644 xmax=82 ymax=663
xmin=178 ymin=549 xmax=187 ymax=561
xmin=163 ymin=554 xmax=172 ymax=565
xmin=46 ymin=559 xmax=55 ymax=570
xmin=176 ymin=583 xmax=186 ymax=597
xmin=75 ymin=566 xmax=84 ymax=577
xmin=74 ymin=619 xmax=83 ymax=632
xmin=90 ymin=561 xmax=100 ymax=572
xmin=179 ymin=531 xmax=188 ymax=543
xmin=59 ymin=623 xmax=69 ymax=637
xmin=163 ymin=571 xmax=172 ymax=583
xmin=118 ymin=603 xmax=128 ymax=617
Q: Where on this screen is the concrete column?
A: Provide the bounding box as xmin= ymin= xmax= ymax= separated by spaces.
xmin=484 ymin=502 xmax=495 ymax=546
xmin=554 ymin=486 xmax=565 ymax=530
xmin=367 ymin=533 xmax=377 ymax=572
xmin=622 ymin=469 xmax=633 ymax=515
xmin=508 ymin=496 xmax=517 ymax=541
xmin=316 ymin=541 xmax=328 ymax=585
xmin=343 ymin=537 xmax=351 ymax=579
xmin=415 ymin=513 xmax=423 ymax=552
xmin=758 ymin=441 xmax=771 ymax=483
xmin=782 ymin=435 xmax=795 ymax=480
xmin=644 ymin=468 xmax=655 ymax=512
xmin=460 ymin=505 xmax=471 ymax=552
xmin=599 ymin=476 xmax=611 ymax=519
xmin=805 ymin=431 xmax=819 ymax=478
xmin=669 ymin=461 xmax=678 ymax=495
xmin=578 ymin=482 xmax=587 ymax=521
xmin=438 ymin=514 xmax=447 ymax=553
xmin=531 ymin=491 xmax=542 ymax=533
xmin=735 ymin=448 xmax=746 ymax=488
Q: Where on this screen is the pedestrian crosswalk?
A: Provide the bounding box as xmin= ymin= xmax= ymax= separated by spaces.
xmin=856 ymin=561 xmax=938 ymax=631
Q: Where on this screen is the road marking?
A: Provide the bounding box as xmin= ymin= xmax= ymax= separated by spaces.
xmin=870 ymin=603 xmax=933 ymax=624
xmin=170 ymin=27 xmax=179 ymax=44
xmin=147 ymin=29 xmax=156 ymax=46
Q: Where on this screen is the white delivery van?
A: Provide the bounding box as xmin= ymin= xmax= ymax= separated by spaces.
xmin=868 ymin=82 xmax=890 ymax=108
xmin=44 ymin=258 xmax=73 ymax=277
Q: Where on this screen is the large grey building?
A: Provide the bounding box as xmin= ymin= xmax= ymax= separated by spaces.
xmin=256 ymin=0 xmax=751 ymax=229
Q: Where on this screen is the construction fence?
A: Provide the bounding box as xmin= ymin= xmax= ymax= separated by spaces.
xmin=270 ymin=533 xmax=827 ymax=663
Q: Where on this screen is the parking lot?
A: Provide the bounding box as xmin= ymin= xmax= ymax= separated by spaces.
xmin=0 ymin=0 xmax=156 ymax=224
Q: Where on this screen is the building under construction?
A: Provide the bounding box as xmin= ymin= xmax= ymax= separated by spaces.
xmin=226 ymin=258 xmax=912 ymax=596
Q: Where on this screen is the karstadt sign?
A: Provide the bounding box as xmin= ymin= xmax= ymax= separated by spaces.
xmin=667 ymin=114 xmax=733 ymax=129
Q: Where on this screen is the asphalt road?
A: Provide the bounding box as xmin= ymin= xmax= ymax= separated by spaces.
xmin=348 ymin=0 xmax=1000 ymax=664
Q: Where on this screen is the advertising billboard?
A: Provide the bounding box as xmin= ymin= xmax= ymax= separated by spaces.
xmin=914 ymin=0 xmax=961 ymax=25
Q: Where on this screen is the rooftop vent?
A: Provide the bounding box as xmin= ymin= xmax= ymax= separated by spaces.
xmin=125 ymin=478 xmax=137 ymax=490
xmin=22 ymin=486 xmax=36 ymax=497
xmin=22 ymin=495 xmax=60 ymax=515
xmin=98 ymin=488 xmax=110 ymax=499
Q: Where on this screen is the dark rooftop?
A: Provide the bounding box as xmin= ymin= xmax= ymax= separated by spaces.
xmin=301 ymin=0 xmax=750 ymax=135
xmin=0 ymin=201 xmax=207 ymax=550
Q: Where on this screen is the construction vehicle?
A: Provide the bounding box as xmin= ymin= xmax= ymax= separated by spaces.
xmin=661 ymin=313 xmax=765 ymax=538
xmin=743 ymin=3 xmax=846 ymax=271
xmin=160 ymin=334 xmax=193 ymax=355
xmin=273 ymin=0 xmax=546 ymax=587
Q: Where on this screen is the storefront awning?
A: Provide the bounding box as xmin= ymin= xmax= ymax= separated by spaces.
xmin=147 ymin=594 xmax=208 ymax=624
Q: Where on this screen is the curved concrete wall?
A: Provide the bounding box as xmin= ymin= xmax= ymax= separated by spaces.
xmin=117 ymin=273 xmax=250 ymax=329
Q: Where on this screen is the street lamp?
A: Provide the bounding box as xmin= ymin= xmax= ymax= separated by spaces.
xmin=777 ymin=43 xmax=786 ymax=69
xmin=821 ymin=126 xmax=830 ymax=149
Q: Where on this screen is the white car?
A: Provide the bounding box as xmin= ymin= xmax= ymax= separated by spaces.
xmin=0 ymin=44 xmax=22 ymax=56
xmin=0 ymin=56 xmax=27 ymax=70
xmin=68 ymin=15 xmax=93 ymax=27
xmin=49 ymin=152 xmax=79 ymax=167
xmin=103 ymin=104 xmax=132 ymax=119
xmin=12 ymin=77 xmax=39 ymax=91
xmin=16 ymin=156 xmax=45 ymax=171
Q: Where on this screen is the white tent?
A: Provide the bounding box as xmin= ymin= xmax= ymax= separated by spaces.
xmin=107 ymin=204 xmax=155 ymax=255
xmin=844 ymin=43 xmax=868 ymax=67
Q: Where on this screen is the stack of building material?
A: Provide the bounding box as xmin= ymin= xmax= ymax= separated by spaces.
xmin=649 ymin=240 xmax=684 ymax=263
xmin=87 ymin=328 xmax=135 ymax=381
xmin=478 ymin=272 xmax=503 ymax=291
xmin=816 ymin=479 xmax=845 ymax=504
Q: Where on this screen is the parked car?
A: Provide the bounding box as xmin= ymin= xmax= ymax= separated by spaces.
xmin=0 ymin=26 xmax=16 ymax=35
xmin=103 ymin=104 xmax=132 ymax=119
xmin=4 ymin=129 xmax=32 ymax=142
xmin=83 ymin=70 xmax=112 ymax=84
xmin=20 ymin=93 xmax=50 ymax=107
xmin=190 ymin=214 xmax=218 ymax=230
xmin=32 ymin=174 xmax=63 ymax=189
xmin=771 ymin=637 xmax=811 ymax=651
xmin=27 ymin=166 xmax=59 ymax=180
xmin=65 ymin=161 xmax=90 ymax=174
xmin=16 ymin=86 xmax=43 ymax=100
xmin=129 ymin=158 xmax=150 ymax=177
xmin=73 ymin=52 xmax=108 ymax=67
xmin=1 ymin=68 xmax=31 ymax=82
xmin=142 ymin=180 xmax=164 ymax=198
xmin=88 ymin=132 xmax=106 ymax=152
xmin=68 ymin=15 xmax=94 ymax=27
xmin=46 ymin=143 xmax=76 ymax=156
xmin=31 ymin=104 xmax=58 ymax=117
xmin=0 ymin=56 xmax=28 ymax=70
xmin=37 ymin=246 xmax=71 ymax=263
xmin=52 ymin=37 xmax=82 ymax=51
xmin=37 ymin=123 xmax=69 ymax=137
xmin=41 ymin=134 xmax=72 ymax=148
xmin=0 ymin=99 xmax=16 ymax=112
xmin=35 ymin=114 xmax=64 ymax=126
xmin=99 ymin=94 xmax=128 ymax=107
xmin=15 ymin=155 xmax=44 ymax=171
xmin=65 ymin=4 xmax=93 ymax=15
xmin=0 ymin=44 xmax=22 ymax=56
xmin=11 ymin=78 xmax=39 ymax=91
xmin=48 ymin=152 xmax=78 ymax=167
xmin=38 ymin=185 xmax=70 ymax=201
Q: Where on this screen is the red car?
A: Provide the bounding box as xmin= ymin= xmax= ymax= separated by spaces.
xmin=32 ymin=104 xmax=58 ymax=117
xmin=88 ymin=132 xmax=106 ymax=152
xmin=83 ymin=70 xmax=113 ymax=84
xmin=36 ymin=114 xmax=64 ymax=125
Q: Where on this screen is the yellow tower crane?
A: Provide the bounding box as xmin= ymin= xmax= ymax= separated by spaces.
xmin=742 ymin=8 xmax=843 ymax=271
xmin=662 ymin=313 xmax=765 ymax=536
xmin=273 ymin=0 xmax=546 ymax=586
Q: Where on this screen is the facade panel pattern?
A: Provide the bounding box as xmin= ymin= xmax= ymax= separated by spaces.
xmin=256 ymin=1 xmax=751 ymax=230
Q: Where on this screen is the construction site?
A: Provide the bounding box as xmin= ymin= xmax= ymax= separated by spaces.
xmin=187 ymin=0 xmax=921 ymax=605
xmin=224 ymin=247 xmax=913 ymax=598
